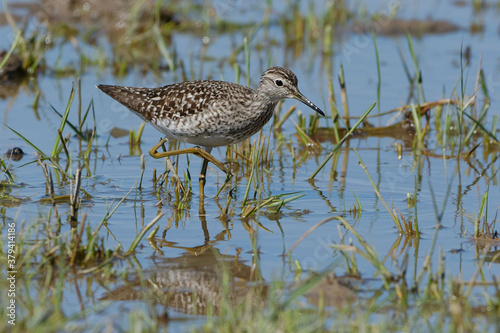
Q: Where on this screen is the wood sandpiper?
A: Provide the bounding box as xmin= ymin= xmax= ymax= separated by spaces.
xmin=97 ymin=66 xmax=324 ymax=197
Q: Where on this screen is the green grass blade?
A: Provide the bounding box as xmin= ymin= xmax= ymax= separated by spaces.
xmin=309 ymin=102 xmax=375 ymax=179
xmin=125 ymin=212 xmax=164 ymax=256
xmin=272 ymin=268 xmax=331 ymax=318
xmin=397 ymin=44 xmax=412 ymax=83
xmin=475 ymin=191 xmax=488 ymax=237
xmin=51 ymin=84 xmax=75 ymax=157
xmin=50 ymin=104 xmax=88 ymax=141
xmin=406 ymin=32 xmax=425 ymax=102
xmin=463 ymin=111 xmax=498 ymax=143
xmin=354 ymin=149 xmax=403 ymax=232
xmin=6 ymin=125 xmax=48 ymax=158
xmin=80 ymin=99 xmax=94 ymax=132
xmin=0 ymin=30 xmax=21 ymax=71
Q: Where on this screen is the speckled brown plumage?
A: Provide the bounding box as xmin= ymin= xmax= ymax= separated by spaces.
xmin=97 ymin=66 xmax=324 ymax=148
xmin=97 ymin=67 xmax=324 ymax=195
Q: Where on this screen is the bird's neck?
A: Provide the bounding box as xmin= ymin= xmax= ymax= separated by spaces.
xmin=247 ymin=90 xmax=280 ymax=116
xmin=238 ymin=91 xmax=279 ymax=130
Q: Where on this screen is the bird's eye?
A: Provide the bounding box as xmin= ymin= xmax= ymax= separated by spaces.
xmin=275 ymin=79 xmax=283 ymax=87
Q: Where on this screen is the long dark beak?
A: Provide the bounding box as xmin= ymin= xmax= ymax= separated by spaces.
xmin=292 ymin=90 xmax=325 ymax=116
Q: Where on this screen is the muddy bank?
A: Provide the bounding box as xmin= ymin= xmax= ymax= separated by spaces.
xmin=351 ymin=18 xmax=460 ymax=36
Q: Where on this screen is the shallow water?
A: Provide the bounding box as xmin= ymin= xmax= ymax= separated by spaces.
xmin=1 ymin=0 xmax=499 ymax=330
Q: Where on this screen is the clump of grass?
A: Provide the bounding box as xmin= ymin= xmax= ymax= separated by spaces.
xmin=0 ymin=213 xmax=110 ymax=329
xmin=295 ymin=112 xmax=322 ymax=149
xmin=241 ymin=192 xmax=306 ymax=218
xmin=279 ymin=1 xmax=351 ymax=56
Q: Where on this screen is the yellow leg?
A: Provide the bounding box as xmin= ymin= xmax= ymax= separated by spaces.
xmin=149 ymin=138 xmax=233 ymax=197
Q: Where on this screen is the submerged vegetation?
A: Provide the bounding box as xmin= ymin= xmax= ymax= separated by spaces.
xmin=1 ymin=0 xmax=499 ymax=332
